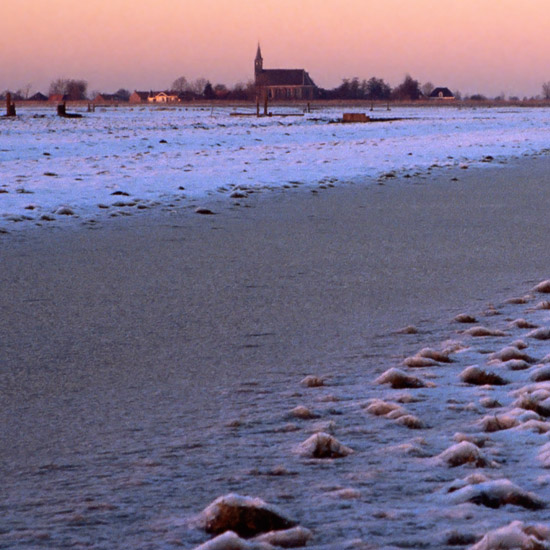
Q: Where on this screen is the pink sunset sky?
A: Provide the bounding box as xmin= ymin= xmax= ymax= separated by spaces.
xmin=1 ymin=0 xmax=549 ymax=97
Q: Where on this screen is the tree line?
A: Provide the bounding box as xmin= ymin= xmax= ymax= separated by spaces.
xmin=320 ymin=75 xmax=426 ymax=100
xmin=2 ymin=75 xmax=550 ymax=102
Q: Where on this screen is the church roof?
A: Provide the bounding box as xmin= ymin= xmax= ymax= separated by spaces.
xmin=256 ymin=69 xmax=316 ymax=87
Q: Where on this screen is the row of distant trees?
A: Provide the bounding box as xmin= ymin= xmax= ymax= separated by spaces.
xmin=321 ymin=75 xmax=423 ymax=100
xmin=170 ymin=76 xmax=256 ymax=100
xmin=3 ymin=76 xmax=550 ymax=102
xmin=0 ymin=77 xmax=256 ymax=101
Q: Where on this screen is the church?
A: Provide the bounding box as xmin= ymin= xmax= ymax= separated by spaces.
xmin=254 ymin=45 xmax=318 ymax=100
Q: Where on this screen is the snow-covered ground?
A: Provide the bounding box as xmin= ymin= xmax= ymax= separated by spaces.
xmin=3 ymin=106 xmax=550 ymax=548
xmin=1 ymin=105 xmax=549 ymax=231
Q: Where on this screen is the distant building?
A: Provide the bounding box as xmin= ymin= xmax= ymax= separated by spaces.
xmin=129 ymin=90 xmax=181 ymax=103
xmin=48 ymin=93 xmax=66 ymax=102
xmin=429 ymin=87 xmax=455 ymax=99
xmin=147 ymin=91 xmax=180 ymax=103
xmin=254 ymin=44 xmax=317 ymax=100
xmin=93 ymin=93 xmax=128 ymax=103
xmin=29 ymin=92 xmax=48 ymax=101
xmin=129 ymin=91 xmax=150 ymax=103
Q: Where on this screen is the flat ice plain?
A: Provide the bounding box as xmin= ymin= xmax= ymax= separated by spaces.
xmin=1 ymin=105 xmax=549 ymax=230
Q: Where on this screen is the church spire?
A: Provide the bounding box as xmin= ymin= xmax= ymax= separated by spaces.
xmin=255 ymin=43 xmax=263 ymax=76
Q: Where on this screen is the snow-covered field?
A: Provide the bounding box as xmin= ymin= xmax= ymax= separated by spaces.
xmin=1 ymin=105 xmax=549 ymax=231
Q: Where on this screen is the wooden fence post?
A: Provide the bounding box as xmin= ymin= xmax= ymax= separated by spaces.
xmin=6 ymin=92 xmax=16 ymax=116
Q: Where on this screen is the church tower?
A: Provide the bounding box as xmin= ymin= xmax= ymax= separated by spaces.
xmin=254 ymin=44 xmax=263 ymax=78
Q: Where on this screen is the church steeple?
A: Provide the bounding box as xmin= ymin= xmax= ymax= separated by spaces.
xmin=255 ymin=43 xmax=263 ymax=76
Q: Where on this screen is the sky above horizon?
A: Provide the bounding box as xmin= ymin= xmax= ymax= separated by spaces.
xmin=2 ymin=0 xmax=549 ymax=98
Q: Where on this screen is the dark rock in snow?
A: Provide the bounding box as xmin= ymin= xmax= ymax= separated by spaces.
xmin=295 ymin=432 xmax=353 ymax=458
xmin=460 ymin=366 xmax=508 ymax=386
xmin=198 ymin=494 xmax=296 ymax=538
xmin=195 ymin=207 xmax=216 ymax=215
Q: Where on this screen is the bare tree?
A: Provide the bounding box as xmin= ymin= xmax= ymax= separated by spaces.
xmin=49 ymin=78 xmax=69 ymax=96
xmin=542 ymin=81 xmax=550 ymax=100
xmin=421 ymin=82 xmax=434 ymax=97
xmin=171 ymin=76 xmax=188 ymax=92
xmin=189 ymin=77 xmax=208 ymax=95
xmin=16 ymin=83 xmax=33 ymax=99
xmin=48 ymin=78 xmax=88 ymax=99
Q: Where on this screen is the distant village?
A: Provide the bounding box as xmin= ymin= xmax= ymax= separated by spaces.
xmin=3 ymin=45 xmax=550 ymax=104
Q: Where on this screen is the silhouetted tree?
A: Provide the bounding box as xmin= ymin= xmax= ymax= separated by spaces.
xmin=421 ymin=82 xmax=434 ymax=97
xmin=115 ymin=88 xmax=130 ymax=101
xmin=325 ymin=76 xmax=392 ymax=100
xmin=542 ymin=81 xmax=550 ymax=100
xmin=228 ymin=82 xmax=247 ymax=100
xmin=229 ymin=81 xmax=255 ymax=100
xmin=190 ymin=77 xmax=208 ymax=95
xmin=336 ymin=78 xmax=351 ymax=99
xmin=172 ymin=76 xmax=188 ymax=92
xmin=15 ymin=83 xmax=33 ymax=99
xmin=213 ymin=84 xmax=229 ymax=99
xmin=365 ymin=77 xmax=392 ymax=100
xmin=392 ymin=75 xmax=422 ymax=100
xmin=348 ymin=77 xmax=361 ymax=99
xmin=49 ymin=78 xmax=68 ymax=96
xmin=48 ymin=78 xmax=87 ymax=99
xmin=203 ymin=81 xmax=215 ymax=99
xmin=66 ymin=80 xmax=87 ymax=100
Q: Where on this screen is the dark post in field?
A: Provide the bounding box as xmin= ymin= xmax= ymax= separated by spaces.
xmin=6 ymin=92 xmax=16 ymax=117
xmin=56 ymin=102 xmax=83 ymax=119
